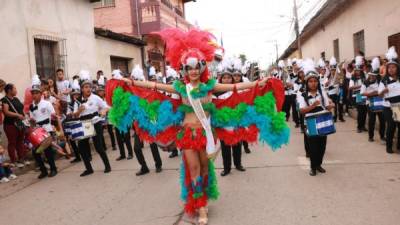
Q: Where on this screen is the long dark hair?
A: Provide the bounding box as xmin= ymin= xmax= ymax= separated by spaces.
xmin=4 ymin=83 xmax=14 ymax=95
xmin=304 ymin=76 xmax=326 ymax=107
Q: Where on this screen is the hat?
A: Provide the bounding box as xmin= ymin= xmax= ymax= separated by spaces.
xmin=111 ymin=69 xmax=123 ymax=80
xmin=317 ymin=58 xmax=325 ymax=69
xmin=79 ymin=70 xmax=92 ymax=86
xmin=287 ymin=59 xmax=293 ymax=70
xmin=71 ymin=79 xmax=81 ymax=95
xmin=97 ymin=75 xmax=105 ymax=91
xmin=368 ymin=57 xmax=380 ymax=76
xmin=354 ymin=56 xmax=364 ymax=71
xmin=303 ymin=58 xmax=319 ymax=81
xmin=165 ymin=66 xmax=179 ymax=84
xmin=232 ymin=58 xmax=242 ymax=75
xmin=278 ymin=60 xmax=285 ymax=69
xmin=386 ymin=46 xmax=399 ymax=66
xmin=329 ymin=57 xmax=337 ymax=70
xmin=148 ymin=66 xmax=157 ymax=81
xmin=131 ymin=65 xmax=146 ymax=81
xmin=31 ymin=74 xmax=41 ymax=92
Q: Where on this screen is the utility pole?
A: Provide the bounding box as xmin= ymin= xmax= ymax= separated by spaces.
xmin=293 ymin=0 xmax=302 ymax=58
xmin=274 ymin=40 xmax=279 ymax=62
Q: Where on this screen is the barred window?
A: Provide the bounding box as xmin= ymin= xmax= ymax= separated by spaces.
xmin=353 ymin=30 xmax=365 ymax=56
xmin=94 ymin=0 xmax=115 ymax=8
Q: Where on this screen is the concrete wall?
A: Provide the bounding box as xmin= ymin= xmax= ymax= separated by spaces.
xmin=0 ymin=0 xmax=97 ymax=98
xmin=95 ymin=36 xmax=142 ymax=76
xmin=300 ymin=0 xmax=400 ymax=61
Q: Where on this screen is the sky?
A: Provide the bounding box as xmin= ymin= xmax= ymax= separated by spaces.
xmin=185 ymin=0 xmax=327 ymax=69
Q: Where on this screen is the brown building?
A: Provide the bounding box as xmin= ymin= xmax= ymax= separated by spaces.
xmin=94 ymin=0 xmax=194 ymax=73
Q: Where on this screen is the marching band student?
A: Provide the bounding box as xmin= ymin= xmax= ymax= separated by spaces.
xmin=349 ymin=56 xmax=368 ymax=133
xmin=379 ymin=47 xmax=400 ymax=154
xmin=107 ymin=72 xmax=134 ymax=161
xmin=297 ymin=59 xmax=334 ymax=176
xmin=284 ymin=59 xmax=300 ymax=127
xmin=29 ymin=75 xmax=58 ymax=179
xmin=324 ymin=57 xmax=344 ymax=122
xmin=164 ymin=65 xmax=180 ymax=158
xmin=294 ymin=63 xmax=306 ymax=134
xmin=361 ymin=57 xmax=385 ymax=143
xmin=217 ymin=64 xmax=246 ymax=176
xmin=74 ymin=70 xmax=111 ymax=177
xmin=127 ymin=68 xmax=163 ymax=175
xmin=231 ymin=59 xmax=251 ymax=154
xmin=96 ymin=75 xmax=117 ymax=151
xmin=67 ymin=78 xmax=81 ymax=163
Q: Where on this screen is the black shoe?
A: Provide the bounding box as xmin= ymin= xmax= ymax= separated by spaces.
xmin=316 ymin=166 xmax=326 ymax=173
xmin=236 ymin=166 xmax=246 ymax=172
xmin=220 ymin=170 xmax=230 ymax=176
xmin=306 ymin=153 xmax=310 ymax=158
xmin=169 ymin=151 xmax=178 ymax=158
xmin=80 ymin=170 xmax=94 ymax=177
xmin=48 ymin=170 xmax=57 ymax=177
xmin=155 ymin=167 xmax=162 ymax=173
xmin=339 ymin=118 xmax=346 ymax=122
xmin=309 ymin=169 xmax=317 ymax=176
xmin=127 ymin=155 xmax=133 ymax=160
xmin=70 ymin=158 xmax=81 ymax=163
xmin=387 ymin=148 xmax=394 ymax=154
xmin=368 ymin=138 xmax=374 ymax=142
xmin=362 ymin=127 xmax=368 ymax=132
xmin=38 ymin=172 xmax=48 ymax=179
xmin=104 ymin=167 xmax=111 ymax=173
xmin=112 ymin=146 xmax=117 ymax=151
xmin=357 ymin=129 xmax=362 ymax=133
xmin=136 ymin=167 xmax=150 ymax=176
xmin=244 ymin=148 xmax=251 ymax=154
xmin=116 ymin=156 xmax=126 ymax=161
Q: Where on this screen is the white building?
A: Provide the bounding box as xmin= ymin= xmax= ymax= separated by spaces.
xmin=280 ymin=0 xmax=400 ymax=62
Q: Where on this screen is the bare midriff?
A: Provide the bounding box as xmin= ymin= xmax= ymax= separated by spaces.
xmin=181 ymin=94 xmax=212 ymax=127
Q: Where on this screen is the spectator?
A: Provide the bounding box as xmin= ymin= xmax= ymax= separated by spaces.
xmin=1 ymin=83 xmax=28 ymax=168
xmin=380 ymin=58 xmax=388 ymax=76
xmin=55 ymin=69 xmax=71 ymax=115
xmin=47 ymin=78 xmax=58 ymax=98
xmin=0 ymin=144 xmax=17 ymax=183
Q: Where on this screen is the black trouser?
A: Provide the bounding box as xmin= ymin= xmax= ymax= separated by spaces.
xmin=69 ymin=139 xmax=80 ymax=160
xmin=242 ymin=141 xmax=249 ymax=151
xmin=329 ymin=94 xmax=343 ymax=121
xmin=133 ymin=133 xmax=162 ymax=169
xmin=107 ymin=124 xmax=116 ymax=148
xmin=221 ymin=141 xmax=242 ymax=171
xmin=116 ymin=128 xmax=133 ymax=158
xmin=78 ymin=122 xmax=111 ymax=172
xmin=303 ymin=133 xmax=310 ymax=156
xmin=33 ymin=147 xmax=57 ymax=174
xmin=307 ymin=135 xmax=327 ymax=170
xmin=283 ymin=94 xmax=299 ymax=124
xmin=368 ymin=108 xmax=385 ymax=139
xmin=357 ymin=104 xmax=368 ymax=130
xmin=299 ymin=114 xmax=305 ymax=132
xmin=383 ymin=107 xmax=400 ymax=150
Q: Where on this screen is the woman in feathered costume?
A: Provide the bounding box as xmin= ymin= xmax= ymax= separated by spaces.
xmin=105 ymin=28 xmax=289 ymax=224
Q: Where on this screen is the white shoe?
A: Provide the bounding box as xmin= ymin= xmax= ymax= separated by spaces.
xmin=8 ymin=174 xmax=17 ymax=180
xmin=16 ymin=163 xmax=25 ymax=168
xmin=24 ymin=160 xmax=31 ymax=166
xmin=0 ymin=177 xmax=10 ymax=183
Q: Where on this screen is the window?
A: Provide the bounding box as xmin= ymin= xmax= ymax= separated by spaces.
xmin=388 ymin=33 xmax=400 ymax=53
xmin=333 ymin=39 xmax=340 ymax=62
xmin=94 ymin=0 xmax=115 ymax=8
xmin=353 ymin=30 xmax=365 ymax=56
xmin=34 ymin=39 xmax=57 ymax=79
xmin=110 ymin=56 xmax=131 ymax=76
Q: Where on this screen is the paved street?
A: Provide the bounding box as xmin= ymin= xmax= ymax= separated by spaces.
xmin=1 ymin=116 xmax=400 ymax=225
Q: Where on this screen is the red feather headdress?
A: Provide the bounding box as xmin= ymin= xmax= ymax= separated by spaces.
xmin=153 ymin=28 xmax=218 ymax=83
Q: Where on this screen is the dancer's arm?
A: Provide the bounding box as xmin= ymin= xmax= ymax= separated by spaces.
xmin=122 ymin=78 xmax=177 ymax=94
xmin=213 ymin=77 xmax=270 ymax=93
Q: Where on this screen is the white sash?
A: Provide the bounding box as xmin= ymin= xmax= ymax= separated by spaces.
xmin=186 ymin=84 xmax=216 ymax=155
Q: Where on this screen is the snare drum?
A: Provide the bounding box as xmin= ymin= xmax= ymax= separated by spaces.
xmin=67 ymin=120 xmax=96 ymax=140
xmin=354 ymin=92 xmax=367 ymax=105
xmin=369 ymin=97 xmax=384 ymax=112
xmin=26 ymin=127 xmax=53 ymax=154
xmin=305 ymin=111 xmax=336 ymax=136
